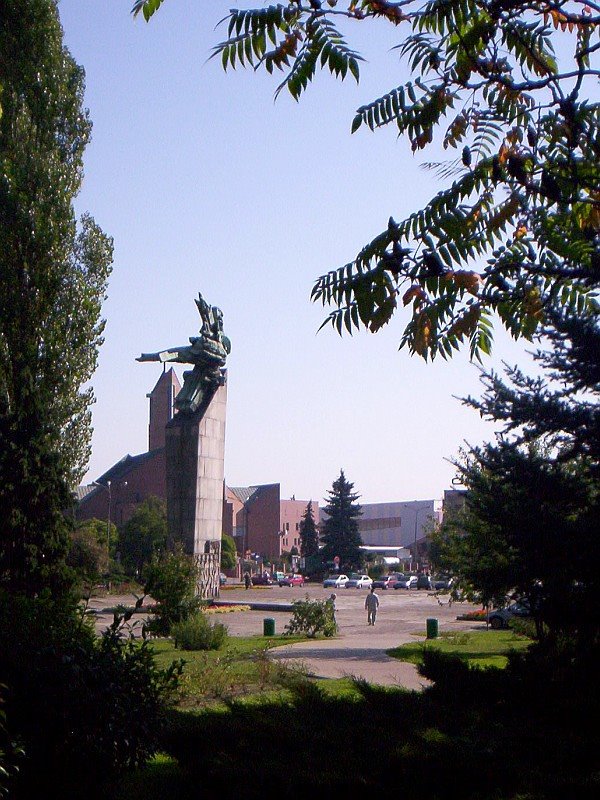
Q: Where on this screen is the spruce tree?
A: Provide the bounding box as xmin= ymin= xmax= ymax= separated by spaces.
xmin=0 ymin=0 xmax=113 ymax=596
xmin=320 ymin=470 xmax=363 ymax=571
xmin=299 ymin=500 xmax=319 ymax=559
xmin=437 ymin=304 xmax=599 ymax=641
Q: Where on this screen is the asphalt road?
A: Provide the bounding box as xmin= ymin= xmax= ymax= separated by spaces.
xmin=89 ymin=582 xmax=483 ymax=689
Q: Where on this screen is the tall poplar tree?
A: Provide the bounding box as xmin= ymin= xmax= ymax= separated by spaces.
xmin=320 ymin=470 xmax=363 ymax=571
xmin=0 ymin=0 xmax=113 ymax=595
xmin=299 ymin=500 xmax=319 ymax=558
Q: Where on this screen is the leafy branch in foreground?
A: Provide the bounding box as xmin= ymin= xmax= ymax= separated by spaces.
xmin=134 ymin=1 xmax=600 ymax=360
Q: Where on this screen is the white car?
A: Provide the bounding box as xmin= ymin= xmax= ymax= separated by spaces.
xmin=323 ymin=574 xmax=349 ymax=588
xmin=345 ymin=573 xmax=373 ymax=589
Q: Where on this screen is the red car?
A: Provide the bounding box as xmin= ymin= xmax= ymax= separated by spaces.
xmin=278 ymin=573 xmax=305 ymax=587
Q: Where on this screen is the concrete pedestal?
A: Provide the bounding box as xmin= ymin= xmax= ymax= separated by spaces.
xmin=165 ymin=374 xmax=227 ymax=599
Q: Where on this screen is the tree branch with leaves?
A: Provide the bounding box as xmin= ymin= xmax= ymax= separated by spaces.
xmin=133 ymin=0 xmax=599 ymax=361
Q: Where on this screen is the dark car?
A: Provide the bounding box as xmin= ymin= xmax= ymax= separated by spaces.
xmin=251 ymin=573 xmax=273 ymax=586
xmin=434 ymin=576 xmax=454 ymax=590
xmin=416 ymin=574 xmax=433 ymax=590
xmin=393 ymin=574 xmax=418 ymax=589
xmin=488 ymin=601 xmax=531 ymax=629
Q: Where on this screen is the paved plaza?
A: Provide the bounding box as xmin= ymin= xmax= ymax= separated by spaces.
xmin=90 ymin=583 xmax=483 ymax=689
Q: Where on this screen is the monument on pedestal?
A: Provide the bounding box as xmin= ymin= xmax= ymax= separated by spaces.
xmin=137 ymin=293 xmax=231 ymax=598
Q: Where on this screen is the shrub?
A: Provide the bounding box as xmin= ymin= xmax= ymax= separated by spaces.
xmin=284 ymin=597 xmax=337 ymax=638
xmin=144 ymin=544 xmax=203 ymax=635
xmin=0 ymin=684 xmax=23 ymax=799
xmin=0 ymin=591 xmax=181 ymax=798
xmin=172 ymin=613 xmax=228 ymax=651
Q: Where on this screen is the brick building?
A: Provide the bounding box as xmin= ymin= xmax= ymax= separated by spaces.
xmin=78 ymin=370 xmax=316 ymax=561
xmin=223 ymin=485 xmax=318 ymax=562
xmin=77 ymin=369 xmax=181 ymax=528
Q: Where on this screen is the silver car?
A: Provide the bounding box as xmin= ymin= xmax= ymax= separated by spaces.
xmin=345 ymin=573 xmax=373 ymax=589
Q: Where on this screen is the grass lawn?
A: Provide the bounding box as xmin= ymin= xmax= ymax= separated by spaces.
xmin=386 ymin=629 xmax=532 ymax=668
xmin=150 ymin=634 xmax=363 ymax=707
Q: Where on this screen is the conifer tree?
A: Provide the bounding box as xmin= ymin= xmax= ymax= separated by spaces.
xmin=299 ymin=500 xmax=319 ymax=558
xmin=435 ymin=304 xmax=599 ymax=640
xmin=320 ymin=470 xmax=363 ymax=571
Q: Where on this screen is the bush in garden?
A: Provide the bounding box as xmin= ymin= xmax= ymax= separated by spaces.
xmin=172 ymin=612 xmax=228 ymax=651
xmin=0 ymin=591 xmax=181 ymax=798
xmin=144 ymin=543 xmax=204 ymax=635
xmin=284 ymin=597 xmax=337 ymax=638
xmin=0 ymin=683 xmax=23 ymax=799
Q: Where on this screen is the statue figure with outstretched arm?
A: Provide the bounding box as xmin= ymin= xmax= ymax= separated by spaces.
xmin=137 ymin=293 xmax=231 ymax=414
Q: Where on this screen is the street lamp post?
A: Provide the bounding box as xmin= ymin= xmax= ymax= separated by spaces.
xmin=402 ymin=503 xmax=430 ymax=573
xmin=106 ymin=480 xmax=112 ymax=584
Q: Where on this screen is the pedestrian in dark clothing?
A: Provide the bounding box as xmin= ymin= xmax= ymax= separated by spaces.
xmin=244 ymin=571 xmax=251 ymax=590
xmin=365 ymin=586 xmax=380 ymax=625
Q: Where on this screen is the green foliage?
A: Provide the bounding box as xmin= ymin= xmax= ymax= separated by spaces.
xmin=0 ymin=591 xmax=180 ymax=798
xmin=137 ymin=0 xmax=600 ymax=361
xmin=144 ymin=544 xmax=203 ymax=635
xmin=119 ymin=496 xmax=168 ymax=578
xmin=388 ymin=629 xmax=532 ymax=669
xmin=299 ymin=500 xmax=320 ymax=558
xmin=131 ymin=0 xmax=166 ymax=22
xmin=149 ymin=634 xmax=308 ymax=706
xmin=220 ymin=532 xmax=237 ymax=572
xmin=172 ymin=612 xmax=228 ymax=651
xmin=435 ymin=305 xmax=599 ymax=639
xmin=320 ymin=469 xmax=364 ymax=571
xmin=284 ymin=596 xmax=337 ymax=638
xmin=0 ymin=684 xmax=23 ymax=799
xmin=67 ymin=520 xmax=109 ymax=587
xmin=127 ymin=639 xmax=600 ymax=798
xmin=0 ymin=0 xmax=112 ymax=597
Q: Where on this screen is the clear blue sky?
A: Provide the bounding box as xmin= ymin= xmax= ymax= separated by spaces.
xmin=60 ymin=1 xmax=535 ymax=504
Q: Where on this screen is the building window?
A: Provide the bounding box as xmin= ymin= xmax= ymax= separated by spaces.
xmin=295 ymin=523 xmax=299 ymax=531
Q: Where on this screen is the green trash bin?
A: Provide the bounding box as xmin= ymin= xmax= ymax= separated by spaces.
xmin=426 ymin=618 xmax=439 ymax=639
xmin=263 ymin=617 xmax=275 ymax=636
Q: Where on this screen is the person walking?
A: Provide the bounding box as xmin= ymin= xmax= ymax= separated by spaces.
xmin=365 ymin=586 xmax=380 ymax=626
xmin=327 ymin=593 xmax=337 ymax=628
xmin=244 ymin=571 xmax=251 ymax=590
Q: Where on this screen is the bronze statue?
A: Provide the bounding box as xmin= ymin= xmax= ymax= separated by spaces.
xmin=137 ymin=293 xmax=231 ymax=414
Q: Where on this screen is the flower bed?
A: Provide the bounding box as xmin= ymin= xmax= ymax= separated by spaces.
xmin=204 ymin=604 xmax=251 ymax=614
xmin=456 ymin=609 xmax=488 ymax=621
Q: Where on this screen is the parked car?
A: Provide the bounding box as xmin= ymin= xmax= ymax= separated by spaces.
xmin=393 ymin=574 xmax=418 ymax=589
xmin=416 ymin=574 xmax=433 ymax=590
xmin=345 ymin=573 xmax=373 ymax=589
xmin=372 ymin=574 xmax=401 ymax=590
xmin=323 ymin=574 xmax=349 ymax=589
xmin=278 ymin=573 xmax=305 ymax=587
xmin=251 ymin=573 xmax=273 ymax=586
xmin=433 ymin=576 xmax=454 ymax=590
xmin=488 ymin=601 xmax=531 ymax=630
